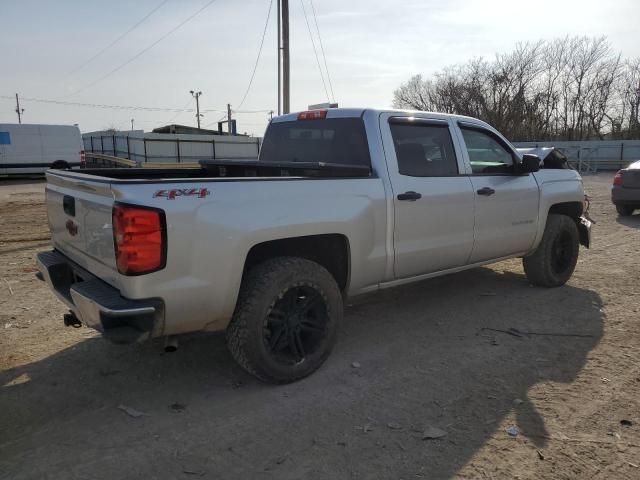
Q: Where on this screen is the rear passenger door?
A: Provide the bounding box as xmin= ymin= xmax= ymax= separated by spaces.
xmin=454 ymin=122 xmax=540 ymax=262
xmin=381 ymin=114 xmax=475 ymax=279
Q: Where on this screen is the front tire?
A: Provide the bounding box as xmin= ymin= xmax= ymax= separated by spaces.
xmin=226 ymin=257 xmax=342 ymax=384
xmin=523 ymin=214 xmax=579 ymax=287
xmin=616 ymin=205 xmax=635 ymax=216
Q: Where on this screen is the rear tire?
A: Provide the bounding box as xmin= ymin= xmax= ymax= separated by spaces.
xmin=616 ymin=205 xmax=635 ymax=216
xmin=226 ymin=257 xmax=342 ymax=384
xmin=523 ymin=214 xmax=579 ymax=287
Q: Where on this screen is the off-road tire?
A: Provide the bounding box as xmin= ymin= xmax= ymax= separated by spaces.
xmin=616 ymin=205 xmax=635 ymax=216
xmin=226 ymin=257 xmax=342 ymax=384
xmin=523 ymin=214 xmax=579 ymax=287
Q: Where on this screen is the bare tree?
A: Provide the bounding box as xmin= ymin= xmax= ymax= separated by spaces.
xmin=101 ymin=124 xmax=119 ymax=133
xmin=392 ymin=75 xmax=434 ymax=111
xmin=613 ymin=58 xmax=640 ymax=139
xmin=393 ymin=36 xmax=637 ymax=141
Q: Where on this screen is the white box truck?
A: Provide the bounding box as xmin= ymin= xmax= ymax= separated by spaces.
xmin=0 ymin=124 xmax=84 ymax=175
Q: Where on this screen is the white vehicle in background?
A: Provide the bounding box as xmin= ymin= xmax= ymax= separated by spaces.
xmin=0 ymin=124 xmax=84 ymax=175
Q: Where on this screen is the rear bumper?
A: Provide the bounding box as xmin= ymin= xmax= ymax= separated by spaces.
xmin=36 ymin=250 xmax=163 ymax=344
xmin=612 ymin=186 xmax=640 ymax=206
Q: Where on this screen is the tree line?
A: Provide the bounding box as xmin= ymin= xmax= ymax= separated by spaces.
xmin=393 ymin=36 xmax=640 ymax=141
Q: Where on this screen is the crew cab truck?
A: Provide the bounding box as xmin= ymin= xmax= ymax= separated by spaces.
xmin=37 ymin=108 xmax=592 ymax=383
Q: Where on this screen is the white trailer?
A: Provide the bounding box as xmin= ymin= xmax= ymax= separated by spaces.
xmin=0 ymin=124 xmax=84 ymax=175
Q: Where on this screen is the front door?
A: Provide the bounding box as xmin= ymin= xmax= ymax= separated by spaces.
xmin=455 ymin=123 xmax=540 ymax=263
xmin=381 ymin=114 xmax=475 ymax=279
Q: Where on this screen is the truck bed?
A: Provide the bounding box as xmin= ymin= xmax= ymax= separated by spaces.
xmin=73 ymin=160 xmax=371 ymax=182
xmin=43 ymin=158 xmax=385 ymax=339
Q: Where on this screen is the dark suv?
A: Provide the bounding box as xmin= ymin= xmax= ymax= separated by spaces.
xmin=612 ymin=160 xmax=640 ymax=216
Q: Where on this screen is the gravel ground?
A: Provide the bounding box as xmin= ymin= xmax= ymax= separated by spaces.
xmin=0 ymin=174 xmax=639 ymax=480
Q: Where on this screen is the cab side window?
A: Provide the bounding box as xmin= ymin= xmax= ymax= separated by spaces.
xmin=390 ymin=121 xmax=458 ymax=177
xmin=460 ymin=127 xmax=515 ymax=175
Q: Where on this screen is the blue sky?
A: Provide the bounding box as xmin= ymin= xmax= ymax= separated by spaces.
xmin=1 ymin=0 xmax=638 ymax=135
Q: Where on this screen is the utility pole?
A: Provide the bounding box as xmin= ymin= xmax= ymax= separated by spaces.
xmin=15 ymin=93 xmax=24 ymax=124
xmin=227 ymin=104 xmax=233 ymax=135
xmin=281 ymin=0 xmax=290 ymax=114
xmin=190 ymin=90 xmax=203 ymax=129
xmin=131 ymin=118 xmax=135 ymax=130
xmin=277 ymin=0 xmax=281 ymax=116
xmin=635 ymin=79 xmax=640 ymax=131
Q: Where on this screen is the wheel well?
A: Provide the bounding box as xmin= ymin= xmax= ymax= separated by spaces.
xmin=51 ymin=160 xmax=70 ymax=170
xmin=244 ymin=234 xmax=350 ymax=292
xmin=549 ymin=201 xmax=583 ymax=221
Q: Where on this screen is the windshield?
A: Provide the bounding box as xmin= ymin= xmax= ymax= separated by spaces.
xmin=259 ymin=117 xmax=371 ymax=168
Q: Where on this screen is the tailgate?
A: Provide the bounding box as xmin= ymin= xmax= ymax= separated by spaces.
xmin=46 ymin=171 xmax=118 ymax=282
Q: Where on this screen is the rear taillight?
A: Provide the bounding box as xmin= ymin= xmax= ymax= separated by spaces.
xmin=80 ymin=150 xmax=86 ymax=168
xmin=613 ymin=170 xmax=623 ymax=186
xmin=112 ymin=204 xmax=166 ymax=275
xmin=297 ymin=109 xmax=327 ymax=120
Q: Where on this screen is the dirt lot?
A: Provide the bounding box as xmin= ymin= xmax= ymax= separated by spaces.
xmin=0 ymin=174 xmax=639 ymax=479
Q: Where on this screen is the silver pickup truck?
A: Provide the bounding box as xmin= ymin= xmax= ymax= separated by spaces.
xmin=37 ymin=108 xmax=592 ymax=383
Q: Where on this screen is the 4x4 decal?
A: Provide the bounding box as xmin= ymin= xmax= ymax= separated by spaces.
xmin=153 ymin=188 xmax=210 ymax=200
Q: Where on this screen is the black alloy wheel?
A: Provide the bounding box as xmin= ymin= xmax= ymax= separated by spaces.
xmin=550 ymin=231 xmax=574 ymax=275
xmin=263 ymin=285 xmax=329 ymax=365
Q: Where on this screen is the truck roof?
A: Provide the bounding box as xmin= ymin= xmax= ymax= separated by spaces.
xmin=272 ymin=107 xmax=490 ymax=128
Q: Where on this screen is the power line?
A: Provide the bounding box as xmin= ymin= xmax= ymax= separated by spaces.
xmin=309 ymin=0 xmax=335 ymax=103
xmin=165 ymin=98 xmax=196 ymax=124
xmin=235 ymin=0 xmax=274 ymax=111
xmin=67 ymin=0 xmax=169 ymax=76
xmin=239 ymin=121 xmax=270 ymax=127
xmin=63 ymin=0 xmax=219 ymax=98
xmin=207 ymin=0 xmax=273 ymax=130
xmin=0 ymin=94 xmax=271 ymax=114
xmin=223 ymin=109 xmax=273 ymax=113
xmin=203 ymin=116 xmax=225 ymax=129
xmin=202 ymin=110 xmax=271 ymax=129
xmin=299 ymin=0 xmax=330 ymax=103
xmin=0 ymin=94 xmax=203 ymax=112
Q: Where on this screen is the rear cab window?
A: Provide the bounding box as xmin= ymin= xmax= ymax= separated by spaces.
xmin=259 ymin=117 xmax=371 ymax=168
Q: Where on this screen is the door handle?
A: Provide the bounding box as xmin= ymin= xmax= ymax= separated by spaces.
xmin=476 ymin=187 xmax=495 ymax=196
xmin=397 ymin=191 xmax=422 ymax=201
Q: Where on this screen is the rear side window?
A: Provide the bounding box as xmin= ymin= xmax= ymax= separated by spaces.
xmin=259 ymin=118 xmax=371 ymax=167
xmin=390 ymin=121 xmax=458 ymax=177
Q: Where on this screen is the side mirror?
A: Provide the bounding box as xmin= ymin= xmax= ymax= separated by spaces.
xmin=520 ymin=154 xmax=540 ymax=173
